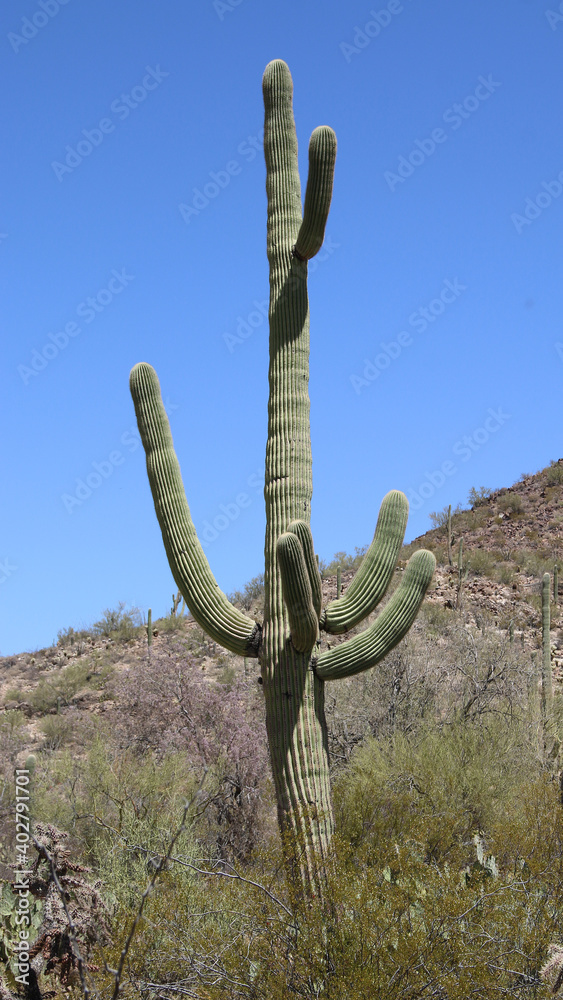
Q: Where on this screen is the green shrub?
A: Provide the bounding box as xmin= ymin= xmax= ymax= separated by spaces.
xmin=29 ymin=660 xmax=92 ymax=713
xmin=39 ymin=714 xmax=72 ymax=749
xmin=91 ymin=601 xmax=143 ymax=639
xmin=468 ymin=548 xmax=496 ymax=577
xmin=228 ymin=573 xmax=265 ymax=611
xmin=546 ymin=461 xmax=563 ymax=486
xmin=468 ymin=485 xmax=493 ymax=507
xmin=498 ymin=492 xmax=523 ymax=514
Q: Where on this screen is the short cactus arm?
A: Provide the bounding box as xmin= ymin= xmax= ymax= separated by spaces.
xmin=277 ymin=532 xmax=318 ymax=653
xmin=314 ymin=550 xmax=436 ymax=681
xmin=294 ymin=126 xmax=337 ymax=261
xmin=320 ymin=491 xmax=409 ymax=634
xmin=130 ymin=362 xmax=261 ymax=657
xmin=287 ymin=520 xmax=322 ymax=617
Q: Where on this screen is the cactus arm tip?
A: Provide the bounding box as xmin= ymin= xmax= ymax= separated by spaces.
xmin=314 ymin=549 xmax=436 ymax=681
xmin=277 ymin=531 xmax=318 ymax=653
xmin=320 ymin=490 xmax=409 ymax=634
xmin=129 ymin=362 xmax=260 ymax=658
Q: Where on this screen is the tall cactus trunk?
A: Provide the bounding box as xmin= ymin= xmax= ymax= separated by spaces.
xmin=261 ymin=62 xmax=333 ymax=893
xmin=128 ymin=60 xmax=436 ymax=903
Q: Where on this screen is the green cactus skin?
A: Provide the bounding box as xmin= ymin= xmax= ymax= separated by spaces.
xmin=129 ymin=363 xmax=261 ymax=659
xmin=541 ymin=572 xmax=552 ymax=726
xmin=320 ymin=491 xmax=408 ymax=633
xmin=287 ymin=520 xmax=322 ymax=618
xmin=129 ymin=59 xmax=435 ymax=898
xmin=276 ymin=532 xmax=318 ymax=653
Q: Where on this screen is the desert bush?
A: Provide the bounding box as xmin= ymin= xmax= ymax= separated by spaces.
xmin=468 ymin=485 xmax=494 ymax=507
xmin=468 ymin=547 xmax=496 ymax=576
xmin=546 ymin=461 xmax=563 ymax=486
xmin=28 ymin=660 xmax=92 ymax=713
xmin=39 ymin=714 xmax=72 ymax=750
xmin=498 ymin=492 xmax=524 ymax=514
xmin=91 ymin=601 xmax=142 ymax=639
xmin=320 ymin=546 xmax=367 ymax=578
xmin=228 ymin=573 xmax=265 ymax=611
xmin=109 ymin=645 xmax=273 ymax=865
xmin=91 ymin=753 xmax=563 ymax=1000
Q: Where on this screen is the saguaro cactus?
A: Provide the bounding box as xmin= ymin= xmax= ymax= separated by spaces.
xmin=129 ymin=60 xmax=435 ymax=897
xmin=541 ymin=572 xmax=552 ymax=727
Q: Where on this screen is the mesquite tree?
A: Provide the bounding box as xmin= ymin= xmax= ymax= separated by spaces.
xmin=129 ymin=60 xmax=435 ymax=897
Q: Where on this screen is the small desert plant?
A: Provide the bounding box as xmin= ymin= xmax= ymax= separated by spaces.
xmin=468 ymin=485 xmax=493 ymax=507
xmin=91 ymin=601 xmax=142 ymax=640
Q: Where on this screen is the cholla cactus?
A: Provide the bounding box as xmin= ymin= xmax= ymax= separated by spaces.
xmin=129 ymin=60 xmax=435 ymax=897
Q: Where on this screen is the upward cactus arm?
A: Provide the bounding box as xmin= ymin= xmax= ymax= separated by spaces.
xmin=314 ymin=550 xmax=436 ymax=681
xmin=320 ymin=491 xmax=409 ymax=634
xmin=130 ymin=362 xmax=261 ymax=657
xmin=294 ymin=126 xmax=337 ymax=261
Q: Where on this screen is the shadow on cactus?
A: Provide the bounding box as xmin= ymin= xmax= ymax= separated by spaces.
xmin=129 ymin=59 xmax=435 ymax=900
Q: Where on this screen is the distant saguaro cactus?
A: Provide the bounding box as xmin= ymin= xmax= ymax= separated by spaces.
xmin=541 ymin=572 xmax=552 ymax=727
xmin=129 ymin=60 xmax=435 ymax=898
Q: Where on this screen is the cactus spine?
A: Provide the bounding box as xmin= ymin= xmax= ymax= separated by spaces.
xmin=541 ymin=572 xmax=552 ymax=727
xmin=129 ymin=60 xmax=435 ymax=898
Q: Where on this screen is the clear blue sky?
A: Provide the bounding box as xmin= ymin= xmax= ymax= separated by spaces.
xmin=2 ymin=0 xmax=563 ymax=655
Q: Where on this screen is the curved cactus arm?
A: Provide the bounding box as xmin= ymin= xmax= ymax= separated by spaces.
xmin=130 ymin=362 xmax=261 ymax=657
xmin=314 ymin=550 xmax=436 ymax=681
xmin=287 ymin=520 xmax=322 ymax=618
xmin=320 ymin=490 xmax=409 ymax=635
xmin=277 ymin=532 xmax=318 ymax=653
xmin=294 ymin=126 xmax=337 ymax=261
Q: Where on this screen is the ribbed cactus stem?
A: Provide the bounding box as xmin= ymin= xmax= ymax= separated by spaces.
xmin=321 ymin=491 xmax=408 ymax=633
xmin=277 ymin=532 xmax=318 ymax=653
xmin=541 ymin=572 xmax=552 ymax=725
xmin=287 ymin=520 xmax=322 ymax=618
xmin=315 ymin=551 xmax=435 ymax=680
xmin=129 ymin=59 xmax=436 ymax=900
